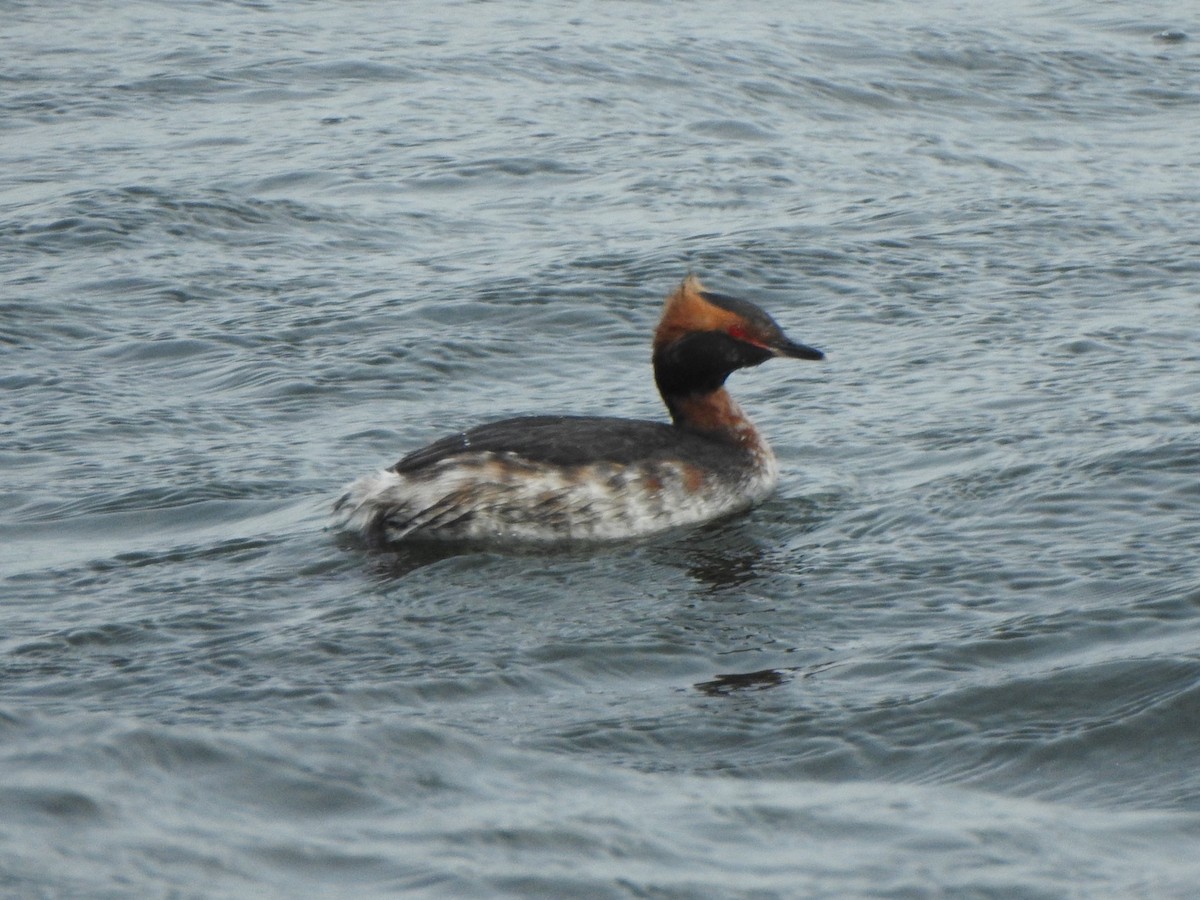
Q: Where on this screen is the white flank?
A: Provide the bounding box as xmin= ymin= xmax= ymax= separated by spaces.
xmin=331 ymin=447 xmax=780 ymax=544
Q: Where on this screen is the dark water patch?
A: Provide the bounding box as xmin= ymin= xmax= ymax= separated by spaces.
xmin=10 ymin=480 xmax=290 ymax=523
xmin=1153 ymin=30 xmax=1188 ymax=45
xmin=268 ymin=58 xmax=420 ymax=85
xmin=695 ymin=667 xmax=796 ymax=696
xmin=403 ymin=155 xmax=587 ymax=192
xmin=910 ymin=39 xmax=1200 ymax=118
xmin=116 ymin=73 xmax=240 ymax=98
xmin=248 ymin=168 xmax=341 ymax=193
xmin=3 ymin=185 xmax=389 ymax=258
xmin=0 ymin=786 xmax=105 ymax=823
xmin=691 ymin=119 xmax=778 ymax=142
xmin=98 ymin=336 xmax=223 ymax=363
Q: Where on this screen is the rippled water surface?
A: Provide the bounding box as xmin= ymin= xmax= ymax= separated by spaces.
xmin=3 ymin=1 xmax=1200 ymax=896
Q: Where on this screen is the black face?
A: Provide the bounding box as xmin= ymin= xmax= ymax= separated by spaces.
xmin=653 ymin=330 xmax=775 ymax=398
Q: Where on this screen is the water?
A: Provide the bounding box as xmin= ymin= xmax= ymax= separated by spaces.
xmin=3 ymin=0 xmax=1199 ymax=895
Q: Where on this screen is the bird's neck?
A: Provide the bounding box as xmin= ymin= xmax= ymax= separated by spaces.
xmin=663 ymin=387 xmax=764 ymax=451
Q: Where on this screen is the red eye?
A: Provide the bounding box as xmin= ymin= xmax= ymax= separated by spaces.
xmin=728 ymin=324 xmax=749 ymax=341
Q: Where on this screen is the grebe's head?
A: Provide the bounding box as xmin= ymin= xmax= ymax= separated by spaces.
xmin=653 ymin=275 xmax=823 ymax=399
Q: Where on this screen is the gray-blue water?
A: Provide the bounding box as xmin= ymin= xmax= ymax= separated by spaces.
xmin=3 ymin=1 xmax=1199 ymax=896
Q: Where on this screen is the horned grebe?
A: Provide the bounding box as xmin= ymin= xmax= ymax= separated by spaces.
xmin=333 ymin=275 xmax=824 ymax=543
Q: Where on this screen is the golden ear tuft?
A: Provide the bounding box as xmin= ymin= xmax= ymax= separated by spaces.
xmin=654 ymin=275 xmax=739 ymax=348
